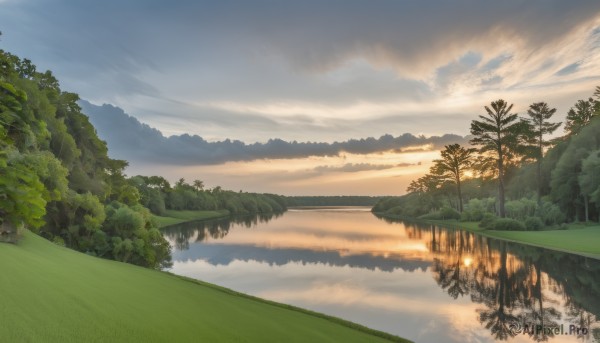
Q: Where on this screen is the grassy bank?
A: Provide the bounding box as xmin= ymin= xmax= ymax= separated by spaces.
xmin=478 ymin=225 xmax=600 ymax=259
xmin=0 ymin=231 xmax=410 ymax=342
xmin=153 ymin=209 xmax=230 ymax=228
xmin=377 ymin=213 xmax=600 ymax=259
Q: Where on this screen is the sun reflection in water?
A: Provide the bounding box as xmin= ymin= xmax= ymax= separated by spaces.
xmin=463 ymin=257 xmax=473 ymax=267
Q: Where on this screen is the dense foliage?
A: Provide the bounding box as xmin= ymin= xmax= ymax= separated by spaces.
xmin=0 ymin=46 xmax=285 ymax=268
xmin=130 ymin=175 xmax=287 ymax=216
xmin=373 ymin=86 xmax=600 ymax=230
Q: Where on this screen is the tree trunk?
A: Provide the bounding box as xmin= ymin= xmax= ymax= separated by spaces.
xmin=457 ymin=177 xmax=463 ymax=213
xmin=537 ymin=140 xmax=542 ymax=205
xmin=498 ymin=154 xmax=506 ymax=218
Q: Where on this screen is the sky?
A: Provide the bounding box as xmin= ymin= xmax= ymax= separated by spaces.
xmin=2 ymin=0 xmax=600 ymax=195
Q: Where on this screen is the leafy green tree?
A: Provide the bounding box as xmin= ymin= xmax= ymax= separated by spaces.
xmin=0 ymin=150 xmax=47 ymax=233
xmin=470 ymin=99 xmax=525 ymax=217
xmin=192 ymin=179 xmax=204 ymax=192
xmin=524 ymin=102 xmax=561 ymax=202
xmin=551 ymin=117 xmax=600 ymax=221
xmin=565 ymin=99 xmax=596 ymax=136
xmin=432 ymin=144 xmax=476 ymax=212
xmin=578 ymin=150 xmax=600 ymax=222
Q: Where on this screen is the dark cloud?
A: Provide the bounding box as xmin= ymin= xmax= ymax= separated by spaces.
xmin=81 ymin=100 xmax=467 ymax=165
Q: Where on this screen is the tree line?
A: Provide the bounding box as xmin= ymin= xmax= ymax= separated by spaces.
xmin=374 ymin=86 xmax=600 ymax=229
xmin=130 ymin=175 xmax=286 ymax=216
xmin=0 ymin=42 xmax=285 ymax=269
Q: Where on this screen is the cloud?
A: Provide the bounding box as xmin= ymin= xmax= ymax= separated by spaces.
xmin=2 ymin=0 xmax=599 ymax=144
xmin=81 ymin=100 xmax=467 ymax=165
xmin=313 ymin=163 xmax=414 ymax=173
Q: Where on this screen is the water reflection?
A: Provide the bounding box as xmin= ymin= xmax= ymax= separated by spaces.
xmin=404 ymin=221 xmax=600 ymax=342
xmin=162 ymin=212 xmax=282 ymax=250
xmin=164 ymin=208 xmax=600 ymax=343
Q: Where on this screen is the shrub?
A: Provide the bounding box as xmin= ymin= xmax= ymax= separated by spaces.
xmin=384 ymin=205 xmax=404 ymax=216
xmin=52 ymin=236 xmax=65 ymax=246
xmin=538 ymin=200 xmax=567 ymax=225
xmin=462 ymin=198 xmax=496 ymax=221
xmin=505 ymin=198 xmax=537 ymax=220
xmin=440 ymin=207 xmax=460 ymax=220
xmin=524 ymin=216 xmax=544 ymax=231
xmin=492 ymin=218 xmax=526 ymax=231
xmin=479 ymin=213 xmax=498 ymax=229
xmin=460 ymin=211 xmax=470 ymax=222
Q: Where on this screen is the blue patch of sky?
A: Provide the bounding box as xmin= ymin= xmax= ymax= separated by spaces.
xmin=458 ymin=51 xmax=482 ymax=67
xmin=481 ymin=54 xmax=512 ymax=72
xmin=555 ymin=62 xmax=580 ymax=76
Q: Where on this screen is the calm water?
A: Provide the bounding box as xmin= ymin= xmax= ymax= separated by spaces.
xmin=163 ymin=207 xmax=600 ymax=343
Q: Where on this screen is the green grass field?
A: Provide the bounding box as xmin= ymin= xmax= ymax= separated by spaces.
xmin=153 ymin=209 xmax=229 ymax=228
xmin=481 ymin=226 xmax=600 ymax=258
xmin=0 ymin=231 xmax=409 ymax=343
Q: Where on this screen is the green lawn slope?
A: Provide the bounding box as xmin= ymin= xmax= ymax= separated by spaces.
xmin=0 ymin=231 xmax=409 ymax=343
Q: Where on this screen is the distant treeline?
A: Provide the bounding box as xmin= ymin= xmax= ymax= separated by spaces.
xmin=131 ymin=176 xmax=287 ymax=216
xmin=286 ymin=196 xmax=382 ymax=206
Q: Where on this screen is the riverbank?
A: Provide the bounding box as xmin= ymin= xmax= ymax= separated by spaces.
xmin=375 ymin=213 xmax=600 ymax=260
xmin=153 ymin=209 xmax=230 ymax=228
xmin=0 ymin=230 xmax=410 ymax=342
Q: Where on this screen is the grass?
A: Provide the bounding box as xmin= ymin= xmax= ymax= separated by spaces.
xmin=0 ymin=231 xmax=410 ymax=343
xmin=480 ymin=225 xmax=600 ymax=258
xmin=153 ymin=209 xmax=229 ymax=228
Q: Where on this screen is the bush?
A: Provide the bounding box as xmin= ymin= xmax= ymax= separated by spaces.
xmin=52 ymin=236 xmax=66 ymax=246
xmin=492 ymin=218 xmax=526 ymax=231
xmin=539 ymin=200 xmax=566 ymax=225
xmin=461 ymin=198 xmax=496 ymax=221
xmin=505 ymin=198 xmax=537 ymax=220
xmin=440 ymin=207 xmax=460 ymax=220
xmin=524 ymin=216 xmax=544 ymax=231
xmin=479 ymin=213 xmax=498 ymax=229
xmin=384 ymin=205 xmax=404 ymax=216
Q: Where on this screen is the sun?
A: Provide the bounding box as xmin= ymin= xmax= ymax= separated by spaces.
xmin=463 ymin=257 xmax=473 ymax=267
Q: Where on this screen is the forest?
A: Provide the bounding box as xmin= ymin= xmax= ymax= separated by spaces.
xmin=373 ymin=87 xmax=600 ymax=231
xmin=0 ymin=45 xmax=286 ymax=269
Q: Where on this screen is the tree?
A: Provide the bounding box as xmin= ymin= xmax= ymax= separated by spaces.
xmin=470 ymin=99 xmax=525 ymax=217
xmin=578 ymin=150 xmax=600 ymax=222
xmin=525 ymin=102 xmax=561 ymax=202
xmin=192 ymin=179 xmax=204 ymax=192
xmin=175 ymin=178 xmax=186 ymax=188
xmin=565 ymin=99 xmax=595 ymax=136
xmin=432 ymin=144 xmax=476 ymax=212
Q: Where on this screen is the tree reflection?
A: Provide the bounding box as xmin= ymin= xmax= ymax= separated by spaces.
xmin=162 ymin=212 xmax=280 ymax=250
xmin=412 ymin=222 xmax=600 ymax=342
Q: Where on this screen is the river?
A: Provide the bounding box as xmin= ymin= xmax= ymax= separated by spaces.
xmin=162 ymin=207 xmax=600 ymax=343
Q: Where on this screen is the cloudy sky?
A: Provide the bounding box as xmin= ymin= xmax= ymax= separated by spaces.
xmin=2 ymin=0 xmax=600 ymax=194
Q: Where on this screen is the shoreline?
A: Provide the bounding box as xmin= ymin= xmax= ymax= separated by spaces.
xmin=153 ymin=209 xmax=231 ymax=228
xmin=374 ymin=212 xmax=600 ymax=260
